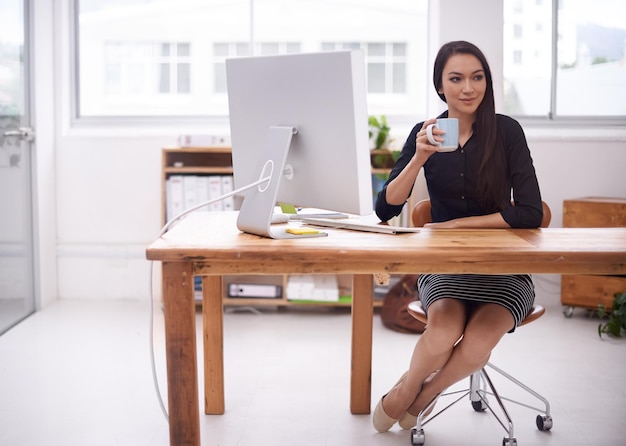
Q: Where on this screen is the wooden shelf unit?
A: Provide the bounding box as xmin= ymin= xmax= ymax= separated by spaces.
xmin=161 ymin=146 xmax=233 ymax=225
xmin=162 ymin=145 xmax=385 ymax=308
xmin=561 ymin=197 xmax=626 ymax=314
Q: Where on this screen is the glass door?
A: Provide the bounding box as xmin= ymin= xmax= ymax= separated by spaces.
xmin=0 ymin=0 xmax=36 ymax=334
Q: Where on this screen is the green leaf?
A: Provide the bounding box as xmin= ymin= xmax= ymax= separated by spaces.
xmin=607 ymin=319 xmax=622 ymax=337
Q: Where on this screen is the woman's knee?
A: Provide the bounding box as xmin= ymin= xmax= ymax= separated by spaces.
xmin=459 ymin=304 xmax=514 ymax=359
xmin=422 ymin=299 xmax=466 ymax=349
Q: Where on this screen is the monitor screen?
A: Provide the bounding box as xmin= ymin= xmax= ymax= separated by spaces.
xmin=226 ymin=50 xmax=372 ymax=239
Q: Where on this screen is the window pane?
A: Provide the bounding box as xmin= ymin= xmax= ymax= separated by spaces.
xmin=504 ymin=0 xmax=626 ymax=118
xmin=235 ymin=43 xmax=250 ymax=56
xmin=556 ymin=0 xmax=626 ymax=116
xmin=393 ymin=62 xmax=406 ymax=94
xmin=214 ymin=43 xmax=228 ymax=57
xmin=177 ymin=63 xmax=190 ymax=94
xmin=77 ymin=0 xmax=427 ymax=118
xmin=159 ymin=63 xmax=170 ymax=93
xmin=214 ymin=62 xmax=226 ymax=93
xmin=260 ymin=43 xmax=279 ymax=55
xmin=393 ymin=43 xmax=406 ymax=57
xmin=368 ymin=43 xmax=385 ymax=57
xmin=342 ymin=42 xmax=361 ymax=50
xmin=368 ymin=63 xmax=385 ymax=93
xmin=285 ymin=43 xmax=300 ymax=54
xmin=503 ymin=0 xmax=552 ymax=116
xmin=177 ymin=43 xmax=190 ymax=57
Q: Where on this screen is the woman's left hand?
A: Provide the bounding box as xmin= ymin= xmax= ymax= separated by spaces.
xmin=424 ymin=213 xmax=510 ymax=229
xmin=424 ymin=220 xmax=458 ymax=229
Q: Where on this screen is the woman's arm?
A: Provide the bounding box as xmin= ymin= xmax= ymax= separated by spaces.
xmin=498 ymin=116 xmax=544 ymax=228
xmin=375 ymin=119 xmax=438 ymax=221
xmin=425 ymin=212 xmax=509 ymax=229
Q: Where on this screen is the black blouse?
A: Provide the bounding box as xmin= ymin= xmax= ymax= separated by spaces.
xmin=375 ymin=113 xmax=543 ymax=228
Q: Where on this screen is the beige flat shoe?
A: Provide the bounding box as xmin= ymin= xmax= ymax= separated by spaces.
xmin=398 ymin=410 xmax=418 ymax=430
xmin=372 ymin=371 xmax=409 ymax=432
xmin=399 ymin=372 xmax=439 ymax=430
xmin=372 ymin=396 xmax=397 ymax=432
xmin=398 ymin=394 xmax=439 ymax=430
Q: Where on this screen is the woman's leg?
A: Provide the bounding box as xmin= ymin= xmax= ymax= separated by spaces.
xmin=404 ymin=302 xmax=514 ymax=416
xmin=379 ymin=298 xmax=467 ymax=420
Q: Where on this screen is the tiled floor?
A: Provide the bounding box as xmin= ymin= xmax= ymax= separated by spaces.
xmin=1 ymin=275 xmax=625 ymax=446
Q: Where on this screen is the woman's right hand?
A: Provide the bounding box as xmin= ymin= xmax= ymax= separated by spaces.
xmin=382 ymin=118 xmax=441 ymax=206
xmin=413 ymin=118 xmax=441 ymax=164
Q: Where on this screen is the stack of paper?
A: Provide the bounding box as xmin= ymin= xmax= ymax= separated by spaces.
xmin=286 ymin=275 xmax=339 ymax=302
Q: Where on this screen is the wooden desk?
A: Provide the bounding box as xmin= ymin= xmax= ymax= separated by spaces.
xmin=146 ymin=212 xmax=626 ymax=446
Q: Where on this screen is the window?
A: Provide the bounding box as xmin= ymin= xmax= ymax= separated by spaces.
xmin=322 ymin=42 xmax=408 ymax=95
xmin=76 ymin=0 xmax=428 ymax=118
xmin=213 ymin=42 xmax=301 ymax=94
xmin=102 ymin=42 xmax=190 ymax=96
xmin=503 ymin=0 xmax=626 ymax=118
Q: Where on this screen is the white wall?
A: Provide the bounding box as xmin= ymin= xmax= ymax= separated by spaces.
xmin=33 ymin=0 xmax=626 ymax=302
xmin=528 ymin=135 xmax=626 ymax=228
xmin=31 ymin=0 xmax=57 ymax=308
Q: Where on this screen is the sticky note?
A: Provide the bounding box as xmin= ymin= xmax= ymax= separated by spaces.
xmin=279 ymin=203 xmax=298 ymax=214
xmin=285 ymin=228 xmax=321 ymax=235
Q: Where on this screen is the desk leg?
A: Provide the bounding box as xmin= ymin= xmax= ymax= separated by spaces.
xmin=351 ymin=274 xmax=373 ymax=414
xmin=202 ymin=275 xmax=225 ymax=414
xmin=162 ymin=261 xmax=200 ymax=446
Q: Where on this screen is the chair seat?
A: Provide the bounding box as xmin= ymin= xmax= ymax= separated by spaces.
xmin=407 ymin=300 xmax=545 ymax=327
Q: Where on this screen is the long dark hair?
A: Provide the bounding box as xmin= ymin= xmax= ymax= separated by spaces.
xmin=433 ymin=41 xmax=507 ymax=212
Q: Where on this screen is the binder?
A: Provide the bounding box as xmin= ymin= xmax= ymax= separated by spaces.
xmin=221 ymin=175 xmax=235 ymax=211
xmin=228 ymin=283 xmax=282 ymax=298
xmin=183 ymin=175 xmax=198 ymax=211
xmin=195 ymin=176 xmax=210 ymax=212
xmin=167 ymin=175 xmax=185 ymax=221
xmin=208 ymin=176 xmax=223 ymax=211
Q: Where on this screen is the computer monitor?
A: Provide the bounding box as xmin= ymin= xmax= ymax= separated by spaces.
xmin=226 ymin=50 xmax=373 ymax=239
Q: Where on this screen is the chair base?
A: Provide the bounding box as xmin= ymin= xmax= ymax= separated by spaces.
xmin=409 ymin=362 xmax=553 ymax=446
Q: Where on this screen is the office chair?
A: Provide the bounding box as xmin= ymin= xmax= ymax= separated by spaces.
xmin=405 ymin=199 xmax=553 ymax=446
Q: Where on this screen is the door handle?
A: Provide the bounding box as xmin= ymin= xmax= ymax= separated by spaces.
xmin=3 ymin=127 xmax=35 ymax=142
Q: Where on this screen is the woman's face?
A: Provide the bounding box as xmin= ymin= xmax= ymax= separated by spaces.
xmin=439 ymin=53 xmax=486 ymax=118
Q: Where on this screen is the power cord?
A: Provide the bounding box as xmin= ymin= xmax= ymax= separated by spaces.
xmin=149 ymin=175 xmax=271 ymax=422
xmin=158 ymin=175 xmax=272 ymax=237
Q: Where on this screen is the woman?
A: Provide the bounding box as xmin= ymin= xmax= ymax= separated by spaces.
xmin=372 ymin=40 xmax=544 ymax=432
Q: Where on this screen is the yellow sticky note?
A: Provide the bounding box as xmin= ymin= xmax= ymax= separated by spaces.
xmin=285 ymin=228 xmax=321 ymax=235
xmin=279 ymin=203 xmax=298 ymax=214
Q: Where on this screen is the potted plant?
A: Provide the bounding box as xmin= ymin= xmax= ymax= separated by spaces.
xmin=369 ymin=115 xmax=397 ymax=169
xmin=597 ymin=290 xmax=626 ymax=338
xmin=369 ymin=115 xmax=391 ymax=150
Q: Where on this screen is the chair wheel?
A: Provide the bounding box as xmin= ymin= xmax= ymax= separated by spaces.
xmin=411 ymin=427 xmax=425 ymax=446
xmin=472 ymin=400 xmax=486 ymax=412
xmin=562 ymin=306 xmax=574 ymax=318
xmin=536 ymin=414 xmax=553 ymax=431
xmin=502 ymin=437 xmax=517 ymax=446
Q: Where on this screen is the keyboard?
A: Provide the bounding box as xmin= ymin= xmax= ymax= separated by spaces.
xmin=300 ymin=217 xmax=421 ymax=235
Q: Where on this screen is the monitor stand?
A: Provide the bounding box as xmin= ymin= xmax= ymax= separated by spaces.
xmin=236 ymin=126 xmax=328 ymax=239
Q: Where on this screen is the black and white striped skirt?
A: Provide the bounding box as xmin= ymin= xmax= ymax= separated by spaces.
xmin=417 ymin=274 xmax=535 ymax=332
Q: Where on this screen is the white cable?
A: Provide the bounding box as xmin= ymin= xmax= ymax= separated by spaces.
xmin=149 ymin=261 xmax=169 ymax=421
xmin=149 ymin=174 xmax=271 ymax=422
xmin=159 ymin=175 xmax=271 ymax=237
